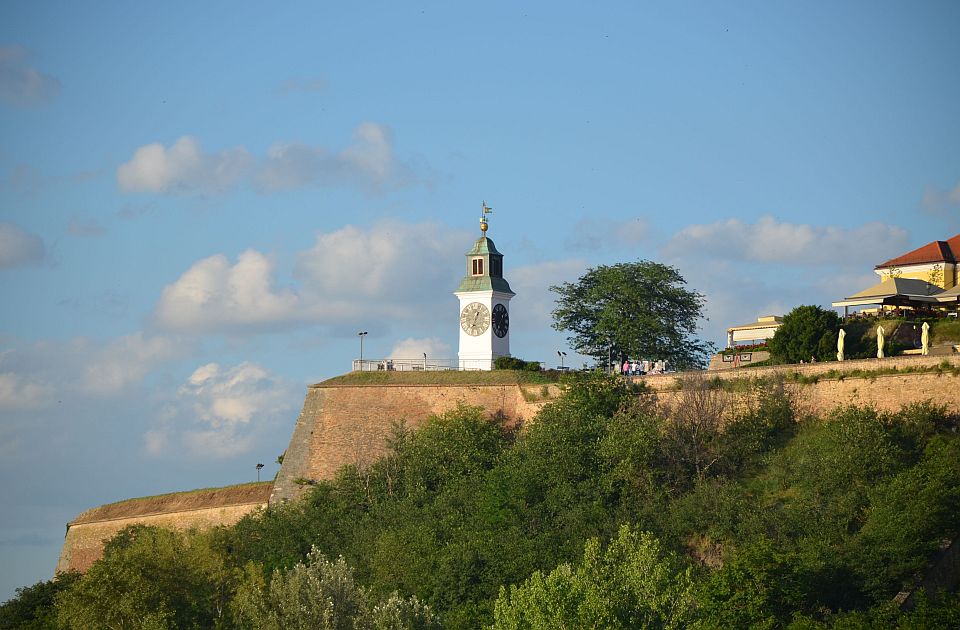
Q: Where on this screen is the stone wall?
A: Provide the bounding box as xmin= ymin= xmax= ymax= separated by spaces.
xmin=640 ymin=354 xmax=960 ymax=416
xmin=271 ymin=382 xmax=557 ymax=503
xmin=57 ymin=358 xmax=960 ymax=577
xmin=57 ymin=483 xmax=271 ymax=574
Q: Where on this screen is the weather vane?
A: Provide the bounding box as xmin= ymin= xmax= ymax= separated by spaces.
xmin=480 ymin=200 xmax=493 ymax=233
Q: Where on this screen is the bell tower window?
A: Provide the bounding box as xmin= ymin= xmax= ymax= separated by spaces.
xmin=490 ymin=257 xmax=502 ymax=277
xmin=472 ymin=258 xmax=484 ymax=275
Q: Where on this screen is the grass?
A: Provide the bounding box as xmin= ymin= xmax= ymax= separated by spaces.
xmin=932 ymin=319 xmax=960 ymax=344
xmin=89 ymin=481 xmax=274 ymax=507
xmin=72 ymin=482 xmax=273 ymax=524
xmin=317 ymin=369 xmax=565 ymax=387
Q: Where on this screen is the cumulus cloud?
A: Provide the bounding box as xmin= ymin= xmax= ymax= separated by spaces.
xmin=566 ymin=216 xmax=650 ymax=251
xmin=116 ymin=136 xmax=253 ymax=194
xmin=256 ymin=123 xmax=410 ymax=192
xmin=0 ymin=372 xmax=54 ymax=409
xmin=153 ymin=221 xmax=468 ymax=335
xmin=154 ymin=249 xmax=306 ymax=333
xmin=662 ymin=216 xmax=910 ymax=267
xmin=0 ymin=45 xmax=60 ymax=108
xmin=389 ymin=337 xmax=452 ymax=361
xmin=295 ymin=220 xmax=465 ymax=302
xmin=117 ymin=123 xmax=413 ymax=196
xmin=80 ymin=333 xmax=184 ymax=395
xmin=168 ymin=361 xmax=294 ymax=458
xmin=0 ymin=222 xmax=45 ymax=268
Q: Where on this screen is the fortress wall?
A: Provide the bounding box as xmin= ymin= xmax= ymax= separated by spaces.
xmin=58 ymin=364 xmax=960 ymax=576
xmin=651 ymin=370 xmax=960 ymax=416
xmin=639 ymin=354 xmax=960 ymax=392
xmin=270 ymin=383 xmax=556 ymax=503
xmin=56 ymin=501 xmax=266 ymax=574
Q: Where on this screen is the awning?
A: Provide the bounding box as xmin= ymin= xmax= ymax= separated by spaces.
xmin=935 ymin=285 xmax=960 ymax=303
xmin=832 ymin=277 xmax=943 ymax=308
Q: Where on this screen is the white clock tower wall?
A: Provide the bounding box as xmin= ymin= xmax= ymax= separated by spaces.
xmin=453 ymin=214 xmax=515 ymax=371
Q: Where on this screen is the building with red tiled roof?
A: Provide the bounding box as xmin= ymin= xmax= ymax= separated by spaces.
xmin=874 ymin=234 xmax=959 ymax=290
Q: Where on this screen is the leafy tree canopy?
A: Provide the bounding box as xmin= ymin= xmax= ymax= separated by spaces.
xmin=768 ymin=304 xmax=840 ymax=363
xmin=550 ymin=261 xmax=714 ymax=369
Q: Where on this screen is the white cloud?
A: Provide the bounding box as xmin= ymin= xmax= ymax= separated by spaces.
xmin=389 ymin=337 xmax=452 ymax=361
xmin=117 ymin=123 xmax=412 ymax=196
xmin=154 ymin=249 xmax=305 ymax=333
xmin=165 ymin=361 xmax=295 ymax=458
xmin=0 ymin=45 xmax=60 ymax=108
xmin=0 ymin=222 xmax=45 ymax=268
xmin=295 ymin=220 xmax=465 ymax=302
xmin=80 ymin=333 xmax=183 ymax=395
xmin=116 ymin=136 xmax=253 ymax=194
xmin=256 ymin=122 xmax=409 ymax=192
xmin=663 ymin=216 xmax=909 ymax=267
xmin=153 ymin=221 xmax=468 ymax=335
xmin=0 ymin=372 xmax=53 ymax=409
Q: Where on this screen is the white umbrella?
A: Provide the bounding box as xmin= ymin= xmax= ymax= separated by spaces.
xmin=837 ymin=328 xmax=846 ymax=362
xmin=877 ymin=325 xmax=885 ymax=359
xmin=921 ymin=321 xmax=930 ymax=356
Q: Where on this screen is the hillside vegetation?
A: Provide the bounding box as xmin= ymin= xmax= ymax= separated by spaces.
xmin=4 ymin=374 xmax=960 ymax=628
xmin=317 ymin=368 xmax=562 ymax=387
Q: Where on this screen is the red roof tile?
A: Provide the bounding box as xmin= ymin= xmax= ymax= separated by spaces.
xmin=876 ymin=234 xmax=960 ymax=269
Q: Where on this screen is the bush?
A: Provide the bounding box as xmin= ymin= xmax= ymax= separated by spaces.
xmin=769 ymin=305 xmax=840 ymax=363
xmin=494 ymin=356 xmax=542 ymax=371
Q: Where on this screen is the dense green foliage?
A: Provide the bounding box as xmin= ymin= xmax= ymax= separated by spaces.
xmin=550 ymin=261 xmax=714 ymax=369
xmin=5 ymin=376 xmax=960 ymax=628
xmin=769 ymin=305 xmax=841 ymax=363
xmin=493 ymin=357 xmax=542 ymax=371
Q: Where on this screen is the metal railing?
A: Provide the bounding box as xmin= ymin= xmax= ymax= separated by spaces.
xmin=351 ymin=358 xmax=459 ymax=372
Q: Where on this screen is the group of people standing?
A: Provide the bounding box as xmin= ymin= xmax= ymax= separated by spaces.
xmin=618 ymin=359 xmax=663 ymax=376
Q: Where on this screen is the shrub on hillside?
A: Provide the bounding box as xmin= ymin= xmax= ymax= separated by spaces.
xmin=769 ymin=305 xmax=840 ymax=363
xmin=494 ymin=356 xmax=542 ymax=371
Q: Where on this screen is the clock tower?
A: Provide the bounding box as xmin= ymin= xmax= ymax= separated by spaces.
xmin=454 ymin=204 xmax=515 ymax=370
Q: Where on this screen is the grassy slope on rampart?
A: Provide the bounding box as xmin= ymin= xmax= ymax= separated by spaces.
xmin=316 ymin=369 xmax=564 ymax=387
xmin=70 ymin=481 xmax=273 ymax=525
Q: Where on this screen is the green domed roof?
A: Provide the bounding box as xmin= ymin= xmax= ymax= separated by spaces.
xmin=465 ymin=237 xmax=502 ymax=256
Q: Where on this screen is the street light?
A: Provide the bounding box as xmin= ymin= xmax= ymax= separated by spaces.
xmin=358 ymin=331 xmax=368 ymax=370
xmin=557 ymin=350 xmax=567 ymax=369
xmin=255 ymin=462 xmax=264 ymax=482
xmin=423 ymin=352 xmax=427 ymax=370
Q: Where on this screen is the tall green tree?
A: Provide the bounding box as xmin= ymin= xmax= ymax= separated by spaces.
xmin=768 ymin=305 xmax=840 ymax=363
xmin=550 ymin=261 xmax=713 ymax=369
xmin=491 ymin=525 xmax=696 ymax=629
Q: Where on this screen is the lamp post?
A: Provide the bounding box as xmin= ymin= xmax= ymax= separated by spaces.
xmin=255 ymin=462 xmax=264 ymax=482
xmin=358 ymin=331 xmax=368 ymax=370
xmin=557 ymin=350 xmax=567 ymax=369
xmin=423 ymin=352 xmax=427 ymax=370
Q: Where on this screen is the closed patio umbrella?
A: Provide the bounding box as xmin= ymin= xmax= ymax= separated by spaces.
xmin=877 ymin=325 xmax=885 ymax=359
xmin=921 ymin=321 xmax=930 ymax=356
xmin=837 ymin=328 xmax=846 ymax=362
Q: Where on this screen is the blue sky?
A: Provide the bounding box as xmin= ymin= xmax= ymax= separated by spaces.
xmin=1 ymin=1 xmax=958 ymax=600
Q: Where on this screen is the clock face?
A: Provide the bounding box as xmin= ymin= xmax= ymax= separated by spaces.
xmin=460 ymin=302 xmax=491 ymax=336
xmin=492 ymin=303 xmax=509 ymax=338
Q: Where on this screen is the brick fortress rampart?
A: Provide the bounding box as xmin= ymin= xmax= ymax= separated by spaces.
xmin=271 ymin=382 xmax=556 ymax=503
xmin=57 ymin=355 xmax=960 ymax=574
